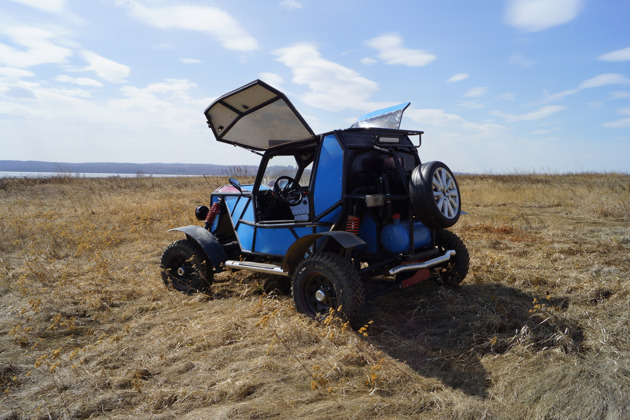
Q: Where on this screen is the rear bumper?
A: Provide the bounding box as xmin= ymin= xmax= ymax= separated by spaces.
xmin=388 ymin=250 xmax=456 ymax=275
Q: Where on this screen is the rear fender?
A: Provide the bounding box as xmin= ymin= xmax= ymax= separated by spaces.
xmin=282 ymin=231 xmax=365 ymax=275
xmin=169 ymin=225 xmax=228 ymax=272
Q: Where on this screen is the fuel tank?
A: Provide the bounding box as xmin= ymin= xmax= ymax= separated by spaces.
xmin=381 ymin=213 xmax=431 ymax=253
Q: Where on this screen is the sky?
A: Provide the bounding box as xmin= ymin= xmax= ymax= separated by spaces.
xmin=1 ymin=0 xmax=629 ymax=173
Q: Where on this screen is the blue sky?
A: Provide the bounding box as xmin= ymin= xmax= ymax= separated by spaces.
xmin=1 ymin=0 xmax=629 ymax=173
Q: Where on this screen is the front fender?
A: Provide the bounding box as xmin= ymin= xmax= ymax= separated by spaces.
xmin=169 ymin=225 xmax=228 ymax=272
xmin=282 ymin=231 xmax=365 ymax=274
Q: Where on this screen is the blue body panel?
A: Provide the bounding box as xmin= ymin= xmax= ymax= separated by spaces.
xmin=254 ymin=226 xmax=313 ymax=255
xmin=216 ymin=184 xmax=315 ymax=255
xmin=220 ymin=191 xmax=256 ymax=252
xmin=312 ymin=134 xmax=343 ymax=218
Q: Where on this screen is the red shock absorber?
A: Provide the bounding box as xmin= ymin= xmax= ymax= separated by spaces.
xmin=204 ymin=201 xmax=221 ymax=229
xmin=346 ymin=215 xmax=361 ymax=235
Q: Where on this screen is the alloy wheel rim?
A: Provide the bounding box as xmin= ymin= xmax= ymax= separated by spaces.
xmin=432 ymin=167 xmax=459 ymax=219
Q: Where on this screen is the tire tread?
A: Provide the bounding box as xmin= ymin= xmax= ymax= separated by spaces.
xmin=292 ymin=252 xmax=365 ymax=326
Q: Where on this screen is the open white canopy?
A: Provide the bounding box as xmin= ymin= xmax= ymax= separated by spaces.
xmin=204 ymin=80 xmax=315 ymax=151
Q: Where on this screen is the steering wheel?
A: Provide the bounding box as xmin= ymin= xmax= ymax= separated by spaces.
xmin=273 ymin=176 xmax=304 ymax=206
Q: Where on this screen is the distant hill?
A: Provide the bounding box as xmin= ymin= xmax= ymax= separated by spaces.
xmin=0 ymin=160 xmax=257 ymax=176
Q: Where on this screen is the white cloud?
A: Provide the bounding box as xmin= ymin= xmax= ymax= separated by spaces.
xmin=0 ymin=86 xmax=38 ymax=100
xmin=272 ymin=43 xmax=383 ymax=112
xmin=598 ymin=46 xmax=630 ymax=62
xmin=530 ymin=89 xmax=578 ymax=106
xmin=603 ymin=107 xmax=630 ymax=128
xmin=0 ymin=66 xmax=35 ymax=80
xmin=360 ymin=57 xmax=377 ymax=65
xmin=587 ymin=100 xmax=604 ymax=109
xmin=406 ymin=108 xmax=465 ymax=127
xmin=458 ymin=102 xmax=485 ymax=109
xmin=109 ymin=79 xmax=201 ymax=112
xmin=152 ymin=42 xmax=175 ymax=50
xmin=463 ymin=86 xmax=488 ymax=98
xmin=610 ymin=91 xmax=630 ymax=100
xmin=366 ymin=34 xmax=436 ymax=67
xmin=405 ymin=108 xmax=504 ymax=138
xmin=532 ymin=126 xmax=561 ymax=135
xmin=532 ymin=74 xmax=630 ymax=106
xmin=603 ymin=119 xmax=630 ymax=128
xmin=117 ymin=1 xmax=258 ymax=52
xmin=496 ymin=92 xmax=516 ymax=101
xmin=0 ymin=77 xmax=225 ymax=164
xmin=280 ymin=0 xmax=303 ymax=9
xmin=259 ymin=72 xmax=284 ymax=87
xmin=505 ymin=0 xmax=584 ymax=32
xmin=579 ymin=73 xmax=630 ymax=89
xmin=0 ymin=67 xmax=38 ymax=98
xmin=491 ymin=105 xmax=566 ymax=122
xmin=447 ymin=73 xmax=469 ymax=83
xmin=510 ymin=53 xmax=536 ymax=67
xmin=179 ymin=58 xmax=201 ymax=64
xmin=81 ymin=51 xmax=130 ymax=83
xmin=7 ymin=0 xmax=65 ymax=12
xmin=55 ymin=74 xmax=103 ymax=87
xmin=0 ymin=26 xmax=72 ymax=67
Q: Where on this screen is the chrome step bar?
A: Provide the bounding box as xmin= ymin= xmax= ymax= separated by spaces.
xmin=226 ymin=250 xmax=454 ymax=278
xmin=224 ymin=260 xmax=289 ymax=277
xmin=388 ymin=250 xmax=456 ymax=275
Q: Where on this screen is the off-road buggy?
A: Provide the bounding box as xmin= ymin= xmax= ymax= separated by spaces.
xmin=161 ymin=80 xmax=469 ymax=326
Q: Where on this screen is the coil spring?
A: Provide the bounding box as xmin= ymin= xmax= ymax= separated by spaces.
xmin=204 ymin=201 xmax=220 ymax=227
xmin=346 ymin=215 xmax=361 ymax=235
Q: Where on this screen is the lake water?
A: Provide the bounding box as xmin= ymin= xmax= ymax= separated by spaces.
xmin=0 ymin=171 xmax=199 ymax=178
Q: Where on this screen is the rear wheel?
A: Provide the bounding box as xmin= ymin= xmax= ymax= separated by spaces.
xmin=161 ymin=239 xmax=213 ymax=294
xmin=433 ymin=230 xmax=469 ymax=287
xmin=292 ymin=253 xmax=364 ymax=327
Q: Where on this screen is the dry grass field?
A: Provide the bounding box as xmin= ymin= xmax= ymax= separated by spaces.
xmin=1 ymin=173 xmax=629 ymax=419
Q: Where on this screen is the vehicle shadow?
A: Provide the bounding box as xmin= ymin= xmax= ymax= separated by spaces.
xmin=362 ymin=281 xmax=582 ymax=398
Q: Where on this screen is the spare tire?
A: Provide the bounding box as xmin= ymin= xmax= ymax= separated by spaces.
xmin=409 ymin=161 xmax=461 ymax=229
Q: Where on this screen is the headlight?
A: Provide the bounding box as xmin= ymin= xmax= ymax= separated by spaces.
xmin=378 ymin=136 xmax=400 ymax=144
xmin=195 ymin=205 xmax=209 ymax=221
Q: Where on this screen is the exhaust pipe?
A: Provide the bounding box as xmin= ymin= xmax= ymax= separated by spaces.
xmin=388 ymin=250 xmax=456 ymax=275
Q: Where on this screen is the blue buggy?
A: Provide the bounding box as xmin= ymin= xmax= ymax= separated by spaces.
xmin=161 ymin=80 xmax=469 ymax=326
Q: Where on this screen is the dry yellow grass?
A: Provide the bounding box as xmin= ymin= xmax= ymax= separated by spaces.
xmin=1 ymin=173 xmax=628 ymax=419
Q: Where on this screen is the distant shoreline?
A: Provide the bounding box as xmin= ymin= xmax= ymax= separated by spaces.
xmin=0 ymin=160 xmax=257 ymax=176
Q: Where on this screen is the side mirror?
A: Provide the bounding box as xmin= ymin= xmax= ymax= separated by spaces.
xmin=228 ymin=177 xmax=243 ymax=193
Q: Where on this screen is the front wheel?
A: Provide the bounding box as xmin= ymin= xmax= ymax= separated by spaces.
xmin=433 ymin=230 xmax=469 ymax=287
xmin=160 ymin=239 xmax=213 ymax=294
xmin=292 ymin=253 xmax=364 ymax=327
